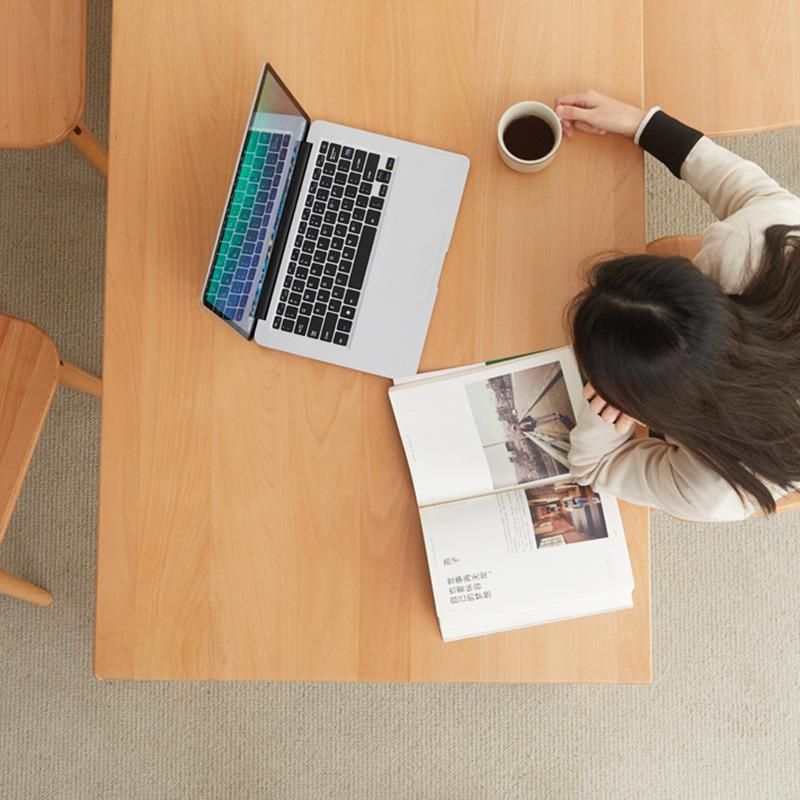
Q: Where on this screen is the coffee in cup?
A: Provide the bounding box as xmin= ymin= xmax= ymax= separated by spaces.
xmin=497 ymin=101 xmax=562 ymax=173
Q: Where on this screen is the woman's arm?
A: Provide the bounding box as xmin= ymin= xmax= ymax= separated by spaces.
xmin=554 ymin=91 xmax=796 ymax=221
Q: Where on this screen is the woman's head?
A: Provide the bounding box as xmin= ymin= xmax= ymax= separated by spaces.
xmin=568 ymin=227 xmax=800 ymax=514
xmin=568 ymin=254 xmax=733 ymax=431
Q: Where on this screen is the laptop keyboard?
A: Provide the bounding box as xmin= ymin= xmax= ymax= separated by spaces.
xmin=206 ymin=130 xmax=292 ymax=322
xmin=271 ymin=141 xmax=395 ymax=346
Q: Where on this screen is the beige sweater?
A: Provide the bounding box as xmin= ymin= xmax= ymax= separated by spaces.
xmin=568 ymin=111 xmax=800 ymax=522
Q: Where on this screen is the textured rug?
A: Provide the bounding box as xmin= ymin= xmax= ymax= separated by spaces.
xmin=1 ymin=3 xmax=799 ymax=798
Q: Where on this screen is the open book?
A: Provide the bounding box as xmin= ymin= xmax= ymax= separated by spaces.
xmin=389 ymin=347 xmax=634 ymax=642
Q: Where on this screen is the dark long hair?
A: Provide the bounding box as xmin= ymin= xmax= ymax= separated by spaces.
xmin=568 ymin=225 xmax=800 ymax=514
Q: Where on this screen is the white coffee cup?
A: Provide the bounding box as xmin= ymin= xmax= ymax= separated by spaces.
xmin=497 ymin=101 xmax=562 ymax=173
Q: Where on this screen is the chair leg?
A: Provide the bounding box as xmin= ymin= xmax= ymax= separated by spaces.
xmin=0 ymin=568 xmax=52 ymax=607
xmin=67 ymin=120 xmax=109 ymax=178
xmin=59 ymin=361 xmax=102 ymax=397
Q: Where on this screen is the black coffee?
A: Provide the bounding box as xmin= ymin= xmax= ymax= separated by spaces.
xmin=502 ymin=115 xmax=555 ymax=161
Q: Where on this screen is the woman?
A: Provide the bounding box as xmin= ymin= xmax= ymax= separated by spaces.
xmin=554 ymin=91 xmax=800 ymax=521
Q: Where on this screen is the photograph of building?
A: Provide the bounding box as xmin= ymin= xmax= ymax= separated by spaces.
xmin=464 ymin=362 xmax=575 ymax=488
xmin=524 ymin=483 xmax=609 ymax=549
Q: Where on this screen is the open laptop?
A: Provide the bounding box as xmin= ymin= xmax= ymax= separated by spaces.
xmin=201 ymin=64 xmax=470 ymax=378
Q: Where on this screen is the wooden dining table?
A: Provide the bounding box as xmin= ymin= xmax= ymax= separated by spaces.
xmin=95 ymin=0 xmax=799 ymax=682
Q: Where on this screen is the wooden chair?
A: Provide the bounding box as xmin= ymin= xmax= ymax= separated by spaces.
xmin=646 ymin=235 xmax=800 ymax=515
xmin=0 ymin=314 xmax=102 ymax=606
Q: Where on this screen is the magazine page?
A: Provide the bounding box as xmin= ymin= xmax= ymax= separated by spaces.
xmin=418 ymin=482 xmax=633 ymax=634
xmin=389 ymin=346 xmax=584 ymax=507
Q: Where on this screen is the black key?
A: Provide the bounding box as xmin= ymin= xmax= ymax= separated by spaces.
xmin=320 ymin=176 xmax=332 ymax=189
xmin=314 ymin=301 xmax=327 ymax=316
xmin=355 ymin=194 xmax=368 ymax=208
xmin=323 ymin=263 xmax=337 ymax=276
xmin=348 ymin=224 xmax=376 ymax=290
xmin=323 ymin=162 xmax=336 ymax=176
xmin=308 ymin=316 xmax=323 ymax=339
xmin=310 ymin=264 xmax=324 ymax=277
xmin=295 ymin=316 xmax=309 ymax=336
xmin=341 ymin=304 xmax=355 ymax=319
xmin=281 ymin=318 xmax=294 ymax=332
xmin=339 ymin=160 xmax=351 ymax=173
xmin=293 ymin=278 xmax=305 ymax=291
xmin=364 ymin=153 xmax=379 ymax=181
xmin=296 ymin=266 xmax=309 ymax=280
xmin=302 ymin=240 xmax=315 ymax=254
xmin=277 ymin=302 xmax=286 ymax=316
xmin=318 ymin=236 xmax=331 ymax=251
xmin=345 ymin=233 xmax=359 ymax=247
xmin=379 ymin=184 xmax=388 ymax=197
xmin=353 ymin=149 xmax=366 ymax=171
xmin=300 ymin=303 xmax=313 ymax=316
xmin=329 ymin=298 xmax=342 ymax=313
xmin=319 ymin=141 xmax=328 ymax=153
xmin=287 ymin=262 xmax=297 ymax=275
xmin=328 ymin=198 xmax=341 ymax=212
xmin=344 ymin=289 xmax=360 ymax=306
xmin=334 ymin=172 xmax=347 ymax=185
xmin=342 ymin=247 xmax=355 ymax=260
xmin=331 ymin=184 xmax=344 ymax=198
xmin=321 ymin=224 xmax=334 ymax=237
xmin=376 ymin=169 xmax=391 ymax=183
xmin=332 ymin=285 xmax=345 ymax=299
xmin=299 ymin=254 xmax=312 ymax=267
xmin=358 ymin=182 xmax=371 ymax=195
xmin=344 ymin=184 xmax=358 ymax=198
xmin=338 ymin=210 xmax=350 ymax=224
xmin=313 ymin=201 xmax=326 ymax=214
xmin=349 ymin=220 xmax=362 ymax=234
xmin=284 ymin=278 xmax=294 ymax=292
xmin=272 ymin=316 xmax=282 ymax=329
xmin=386 ymin=157 xmax=395 ymax=170
xmin=342 ymin=198 xmax=354 ymax=212
xmin=327 ymin=251 xmax=341 ymax=264
xmin=310 ymin=214 xmax=323 ymax=227
xmin=339 ymin=259 xmax=353 ymax=273
xmin=280 ymin=289 xmax=289 ymax=302
xmin=301 ymin=207 xmax=311 ymax=220
xmin=309 ymin=181 xmax=318 ymax=195
xmin=298 ymin=221 xmax=307 ymax=235
xmin=333 ymin=332 xmax=349 ymax=346
xmin=321 ymin=313 xmax=337 ymax=342
xmin=337 ymin=318 xmax=352 ymax=333
xmin=318 ymin=289 xmax=331 ymax=303
xmin=342 ymin=146 xmax=354 ymax=159
xmin=369 ymin=196 xmax=384 ymax=210
xmin=332 ymin=236 xmax=345 ymax=250
xmin=308 ymin=276 xmax=320 ymax=290
xmin=295 ymin=234 xmax=303 ymax=247
xmin=324 ymin=211 xmax=337 ymax=224
xmin=327 ymin=143 xmax=341 ymax=161
xmin=306 ymin=227 xmax=319 ymax=241
xmin=291 ymin=247 xmax=300 ymax=260
xmin=321 ymin=277 xmax=333 ymax=290
xmin=313 ymin=251 xmax=326 ymax=264
xmin=365 ymin=209 xmax=381 ymax=226
xmin=347 ymin=172 xmax=360 ymax=185
xmin=289 ymin=292 xmax=302 ymax=306
xmin=335 ymin=273 xmax=348 ymax=286
xmin=303 ymin=289 xmax=316 ymax=303
xmin=312 ymin=169 xmax=320 ymax=181
xmin=316 ymin=154 xmax=325 ymax=166
xmin=305 ymin=194 xmax=315 ymax=207
xmin=353 ymin=208 xmax=366 ymax=222
xmin=285 ymin=306 xmax=298 ymax=320
xmin=334 ymin=225 xmax=347 ymax=238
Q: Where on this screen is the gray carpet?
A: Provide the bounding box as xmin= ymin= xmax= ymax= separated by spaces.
xmin=2 ymin=3 xmax=800 ymax=797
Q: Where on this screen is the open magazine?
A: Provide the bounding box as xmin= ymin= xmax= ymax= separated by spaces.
xmin=389 ymin=346 xmax=634 ymax=641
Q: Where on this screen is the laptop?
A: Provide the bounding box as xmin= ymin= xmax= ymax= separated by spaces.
xmin=202 ymin=64 xmax=470 ymax=378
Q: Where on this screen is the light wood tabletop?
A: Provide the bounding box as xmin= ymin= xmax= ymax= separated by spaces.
xmin=96 ymin=0 xmax=650 ymax=682
xmin=644 ymin=0 xmax=800 ymax=134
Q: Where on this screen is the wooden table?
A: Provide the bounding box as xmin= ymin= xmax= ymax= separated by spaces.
xmin=0 ymin=0 xmax=107 ymax=176
xmin=96 ymin=0 xmax=650 ymax=682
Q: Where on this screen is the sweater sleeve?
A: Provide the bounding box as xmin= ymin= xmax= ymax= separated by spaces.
xmin=636 ymin=108 xmax=795 ymax=221
xmin=568 ymin=405 xmax=753 ymax=522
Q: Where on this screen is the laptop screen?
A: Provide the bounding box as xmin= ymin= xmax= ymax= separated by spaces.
xmin=203 ymin=66 xmax=310 ymax=337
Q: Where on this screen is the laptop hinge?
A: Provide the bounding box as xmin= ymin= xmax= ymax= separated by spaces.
xmin=256 ymin=140 xmax=312 ymax=321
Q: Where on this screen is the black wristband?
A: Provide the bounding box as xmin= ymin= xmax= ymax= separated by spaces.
xmin=638 ymin=110 xmax=704 ymax=179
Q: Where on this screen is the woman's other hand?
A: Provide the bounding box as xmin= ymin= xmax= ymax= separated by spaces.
xmin=554 ymin=91 xmax=645 ymax=139
xmin=583 ymin=382 xmax=637 ymax=434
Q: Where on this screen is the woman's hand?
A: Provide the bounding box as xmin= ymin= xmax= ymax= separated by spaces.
xmin=554 ymin=90 xmax=645 ymax=139
xmin=583 ymin=383 xmax=636 ymax=435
